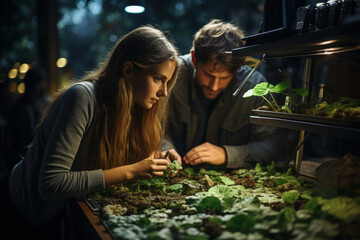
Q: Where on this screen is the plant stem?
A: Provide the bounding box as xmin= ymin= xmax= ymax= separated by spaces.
xmin=269 ymin=92 xmax=280 ymax=110
xmin=261 ymin=96 xmax=276 ymax=111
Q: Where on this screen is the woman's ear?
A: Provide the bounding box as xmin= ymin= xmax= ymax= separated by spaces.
xmin=122 ymin=61 xmax=134 ymax=79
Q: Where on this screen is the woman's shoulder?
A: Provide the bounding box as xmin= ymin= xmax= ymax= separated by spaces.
xmin=68 ymin=81 xmax=95 ymax=96
xmin=55 ymin=81 xmax=96 ymax=113
xmin=62 ymin=81 xmax=95 ymax=101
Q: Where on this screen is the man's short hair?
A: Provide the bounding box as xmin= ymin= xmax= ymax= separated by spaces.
xmin=192 ymin=19 xmax=245 ymax=73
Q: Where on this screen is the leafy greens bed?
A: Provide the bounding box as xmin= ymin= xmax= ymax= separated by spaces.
xmin=87 ymin=162 xmax=360 ymax=240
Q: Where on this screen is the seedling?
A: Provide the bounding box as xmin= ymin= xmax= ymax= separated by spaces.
xmin=243 ymin=81 xmax=308 ymax=113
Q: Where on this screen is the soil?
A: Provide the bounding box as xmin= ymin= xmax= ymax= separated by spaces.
xmin=276 ymin=183 xmax=295 ymax=192
xmin=168 ymin=170 xmax=188 ymax=185
xmin=224 ymin=173 xmax=256 ymax=188
xmin=264 ymin=199 xmax=308 ymax=211
xmin=95 ymin=168 xmax=307 ymax=216
xmin=97 ymin=190 xmax=186 ymax=215
xmin=263 ymin=178 xmax=276 ymax=188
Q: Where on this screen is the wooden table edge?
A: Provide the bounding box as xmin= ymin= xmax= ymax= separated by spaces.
xmin=75 ymin=200 xmax=113 ymax=240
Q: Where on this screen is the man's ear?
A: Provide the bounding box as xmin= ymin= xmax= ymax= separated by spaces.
xmin=190 ymin=50 xmax=196 ymax=67
xmin=122 ymin=61 xmax=134 ymax=79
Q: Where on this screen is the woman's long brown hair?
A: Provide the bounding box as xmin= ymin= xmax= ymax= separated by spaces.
xmin=86 ymin=26 xmax=179 ymax=169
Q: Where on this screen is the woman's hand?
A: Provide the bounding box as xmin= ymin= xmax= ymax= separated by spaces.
xmin=161 ymin=149 xmax=182 ymax=178
xmin=103 ymin=157 xmax=169 ymax=188
xmin=162 ymin=149 xmax=182 ymax=165
xmin=127 ymin=157 xmax=169 ymax=180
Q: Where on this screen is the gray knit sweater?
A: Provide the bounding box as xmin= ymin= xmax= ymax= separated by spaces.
xmin=9 ymin=81 xmax=105 ymax=225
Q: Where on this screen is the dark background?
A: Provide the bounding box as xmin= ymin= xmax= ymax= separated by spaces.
xmin=1 ymin=0 xmax=359 ymax=169
xmin=0 ymin=0 xmax=267 ymax=169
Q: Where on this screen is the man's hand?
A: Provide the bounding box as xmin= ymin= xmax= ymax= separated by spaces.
xmin=183 ymin=142 xmax=227 ymax=166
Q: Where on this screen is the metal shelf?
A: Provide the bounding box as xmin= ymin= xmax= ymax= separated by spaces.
xmin=235 ymin=14 xmax=360 ymax=175
xmin=249 ymin=115 xmax=360 ymax=141
xmin=231 ymin=15 xmax=360 ymax=58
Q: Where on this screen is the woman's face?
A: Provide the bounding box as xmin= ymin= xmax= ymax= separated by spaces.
xmin=133 ymin=59 xmax=176 ymax=109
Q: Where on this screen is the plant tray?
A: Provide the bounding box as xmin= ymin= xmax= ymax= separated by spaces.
xmin=252 ymin=109 xmax=360 ymax=128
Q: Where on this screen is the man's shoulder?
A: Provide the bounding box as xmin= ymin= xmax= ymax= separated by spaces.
xmin=234 ymin=65 xmax=267 ymax=88
xmin=168 ymin=54 xmax=193 ymax=106
xmin=179 ymin=53 xmax=192 ymax=66
xmin=173 ymin=54 xmax=193 ymax=91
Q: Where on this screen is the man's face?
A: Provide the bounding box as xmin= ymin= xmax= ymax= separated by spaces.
xmin=194 ymin=61 xmax=234 ymax=99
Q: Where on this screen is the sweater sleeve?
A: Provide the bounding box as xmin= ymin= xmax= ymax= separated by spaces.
xmin=224 ymin=87 xmax=286 ymax=169
xmin=39 ymin=84 xmax=105 ymax=200
xmin=224 ymin=125 xmax=286 ymax=169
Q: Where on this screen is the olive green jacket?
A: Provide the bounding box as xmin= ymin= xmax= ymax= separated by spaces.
xmin=163 ymin=54 xmax=286 ymax=168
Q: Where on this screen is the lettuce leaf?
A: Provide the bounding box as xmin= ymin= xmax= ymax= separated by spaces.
xmin=321 ymin=197 xmax=360 ymax=222
xmin=282 ymin=190 xmax=300 ymax=203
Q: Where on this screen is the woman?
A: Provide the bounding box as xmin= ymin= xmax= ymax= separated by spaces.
xmin=5 ymin=26 xmax=180 ymax=239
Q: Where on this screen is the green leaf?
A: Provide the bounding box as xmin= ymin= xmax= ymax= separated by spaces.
xmin=222 ymin=197 xmax=237 ymax=210
xmin=282 ymin=207 xmax=297 ymax=222
xmin=168 ymin=160 xmax=183 ymax=170
xmin=219 ymin=176 xmax=235 ymax=186
xmin=243 ymin=89 xmax=254 ymax=98
xmin=305 ymin=197 xmax=320 ymax=211
xmin=185 ymin=235 xmax=208 ymax=240
xmin=275 ymin=178 xmax=288 ymax=185
xmin=206 ymin=185 xmax=242 ymax=198
xmin=300 ymin=190 xmax=312 ymax=200
xmin=237 ymin=169 xmax=249 ymax=176
xmin=197 ymin=196 xmax=222 ymax=212
xmin=281 ymin=105 xmax=292 ymax=113
xmin=253 ymin=82 xmax=271 ymax=96
xmin=321 ymin=197 xmax=360 ymax=222
xmin=266 ymin=161 xmax=276 ymax=174
xmin=209 ymin=217 xmax=222 ymax=225
xmin=307 ymin=219 xmax=339 ymax=238
xmin=278 ymin=207 xmax=296 ymax=232
xmin=198 ymin=169 xmax=222 ymax=176
xmin=282 ymin=190 xmax=300 ymax=203
xmin=226 ymin=214 xmax=257 ymax=233
xmin=136 ymin=217 xmax=151 ymax=228
xmin=184 ymin=167 xmax=195 ymax=177
xmin=272 ymin=81 xmax=291 ymax=93
xmin=255 ymin=163 xmax=263 ymax=173
xmin=168 ymin=184 xmax=183 ymax=193
xmin=292 ymin=88 xmax=308 ymax=96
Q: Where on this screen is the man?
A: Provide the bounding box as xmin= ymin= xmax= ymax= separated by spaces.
xmin=163 ymin=19 xmax=285 ymax=169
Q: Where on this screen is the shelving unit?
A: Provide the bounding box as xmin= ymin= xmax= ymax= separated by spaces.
xmin=249 ymin=115 xmax=360 ymax=140
xmin=231 ymin=14 xmax=360 ymax=177
xmin=232 ymin=15 xmax=360 ymax=59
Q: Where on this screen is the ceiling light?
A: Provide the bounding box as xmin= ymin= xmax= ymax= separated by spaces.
xmin=125 ymin=5 xmax=145 ymax=13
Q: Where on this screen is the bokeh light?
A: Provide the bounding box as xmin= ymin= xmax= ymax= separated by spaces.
xmin=57 ymin=57 xmax=68 ymax=68
xmin=19 ymin=63 xmax=30 ymax=73
xmin=17 ymin=82 xmax=25 ymax=94
xmin=8 ymin=69 xmax=18 ymax=79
